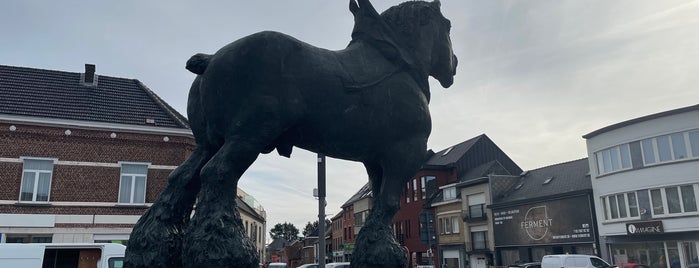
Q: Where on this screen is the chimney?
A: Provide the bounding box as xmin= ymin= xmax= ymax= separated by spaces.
xmin=82 ymin=64 xmax=97 ymax=86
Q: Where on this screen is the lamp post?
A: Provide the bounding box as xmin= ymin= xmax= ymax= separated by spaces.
xmin=317 ymin=154 xmax=326 ymax=268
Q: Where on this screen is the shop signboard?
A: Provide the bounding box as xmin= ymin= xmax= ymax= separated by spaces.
xmin=493 ymin=195 xmax=595 ymax=247
xmin=625 ymin=221 xmax=663 ymax=235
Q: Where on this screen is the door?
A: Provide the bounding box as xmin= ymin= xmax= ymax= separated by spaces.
xmin=470 ymin=255 xmax=486 ymax=268
xmin=680 ymin=241 xmax=698 ymax=268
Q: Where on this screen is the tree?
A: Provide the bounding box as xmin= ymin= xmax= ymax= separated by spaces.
xmin=269 ymin=222 xmax=299 ymax=242
xmin=302 ymin=219 xmax=332 ymax=238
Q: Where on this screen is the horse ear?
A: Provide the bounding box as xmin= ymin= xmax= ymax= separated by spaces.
xmin=432 ymin=0 xmax=441 ymax=9
xmin=349 ymin=0 xmax=359 ymax=16
xmin=357 ymin=0 xmax=381 ymax=18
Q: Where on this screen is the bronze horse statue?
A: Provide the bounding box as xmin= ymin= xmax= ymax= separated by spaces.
xmin=125 ymin=0 xmax=456 ymax=267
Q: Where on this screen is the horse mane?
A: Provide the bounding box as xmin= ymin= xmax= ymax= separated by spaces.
xmin=348 ymin=1 xmax=440 ymax=96
xmin=381 ymin=1 xmax=440 ymax=41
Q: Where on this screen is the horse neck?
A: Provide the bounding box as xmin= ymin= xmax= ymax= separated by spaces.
xmin=345 ymin=38 xmax=432 ymax=101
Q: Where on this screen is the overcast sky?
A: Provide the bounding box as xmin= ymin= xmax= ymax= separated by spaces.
xmin=2 ymin=0 xmax=698 ymax=243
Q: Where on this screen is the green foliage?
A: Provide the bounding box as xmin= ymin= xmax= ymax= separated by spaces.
xmin=269 ymin=222 xmax=299 ymax=241
xmin=302 ymin=219 xmax=332 ymax=238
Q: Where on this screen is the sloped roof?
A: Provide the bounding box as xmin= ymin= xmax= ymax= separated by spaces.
xmin=341 ymin=181 xmax=372 ymax=208
xmin=0 ymin=64 xmax=189 ymax=129
xmin=425 ymin=135 xmax=482 ymax=166
xmin=458 ymin=160 xmax=508 ymax=183
xmin=424 ymin=134 xmax=522 ymax=179
xmin=494 ymin=158 xmax=591 ymax=204
xmin=267 ymin=237 xmax=290 ymax=251
xmin=237 ymin=196 xmax=265 ymax=222
xmin=583 ymin=103 xmax=699 ymax=139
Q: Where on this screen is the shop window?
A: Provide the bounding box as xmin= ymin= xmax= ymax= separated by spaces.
xmin=5 ymin=234 xmax=53 ymax=243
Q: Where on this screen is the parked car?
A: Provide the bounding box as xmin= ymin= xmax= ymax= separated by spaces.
xmin=326 ymin=262 xmax=351 ymax=268
xmin=542 ymin=254 xmax=615 ymax=268
xmin=616 ymin=263 xmax=649 ymax=268
xmin=267 ymin=262 xmax=288 ymax=268
xmin=509 ymin=262 xmax=542 ymax=268
xmin=298 ymin=264 xmax=319 ymax=268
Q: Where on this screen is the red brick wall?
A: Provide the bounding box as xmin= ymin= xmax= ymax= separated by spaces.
xmin=0 ymin=122 xmax=195 ymax=214
xmin=392 ymin=168 xmax=455 ymax=253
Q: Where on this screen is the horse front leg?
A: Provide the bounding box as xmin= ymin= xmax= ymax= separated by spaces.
xmin=125 ymin=146 xmax=214 ymax=268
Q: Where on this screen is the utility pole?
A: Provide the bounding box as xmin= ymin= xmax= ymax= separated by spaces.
xmin=317 ymin=154 xmax=326 ymax=268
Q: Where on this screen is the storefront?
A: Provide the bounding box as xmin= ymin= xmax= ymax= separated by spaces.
xmin=492 ymin=194 xmax=599 ymax=265
xmin=603 ymin=221 xmax=699 ymax=268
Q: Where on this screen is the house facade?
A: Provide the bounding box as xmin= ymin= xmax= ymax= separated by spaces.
xmin=584 ymin=104 xmax=699 ymax=268
xmin=0 ymin=64 xmax=193 ymax=244
xmin=331 ymin=211 xmax=345 ymax=262
xmin=404 ymin=134 xmax=522 ymax=268
xmin=490 ymin=159 xmax=598 ymax=266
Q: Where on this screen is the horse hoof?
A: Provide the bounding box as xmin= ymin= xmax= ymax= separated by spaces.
xmin=183 ymin=211 xmax=259 ymax=268
xmin=353 ymin=227 xmax=407 ymax=268
xmin=125 ymin=211 xmax=186 ymax=268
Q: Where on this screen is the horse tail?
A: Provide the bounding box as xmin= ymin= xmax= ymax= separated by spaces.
xmin=186 ymin=53 xmax=212 ymax=75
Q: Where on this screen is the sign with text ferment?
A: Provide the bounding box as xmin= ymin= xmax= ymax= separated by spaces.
xmin=493 ymin=195 xmax=595 ymax=247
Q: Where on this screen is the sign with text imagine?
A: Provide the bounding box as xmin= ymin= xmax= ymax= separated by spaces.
xmin=626 ymin=221 xmax=664 ymax=235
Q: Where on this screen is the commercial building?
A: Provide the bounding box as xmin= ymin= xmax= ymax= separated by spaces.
xmin=584 ymin=104 xmax=699 ymax=268
xmin=490 ymin=159 xmax=598 ymax=266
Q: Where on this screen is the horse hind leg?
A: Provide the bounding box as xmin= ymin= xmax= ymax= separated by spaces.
xmin=124 ymin=146 xmax=215 ymax=268
xmin=182 ymin=109 xmax=293 ymax=267
xmin=353 ymin=142 xmax=427 ymax=268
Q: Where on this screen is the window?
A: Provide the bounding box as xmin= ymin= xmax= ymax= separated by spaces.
xmin=642 ymin=130 xmax=699 ymax=165
xmin=443 ymin=187 xmax=456 ymax=200
xmin=451 ymin=216 xmax=460 ymax=234
xmin=440 ymin=217 xmax=452 ymax=234
xmin=595 ymin=144 xmax=631 ymax=174
xmin=590 ymin=257 xmax=610 ymax=268
xmin=413 ymin=179 xmax=418 ymax=201
xmin=406 ymin=182 xmax=410 ymax=203
xmin=471 ymin=231 xmax=487 ymax=250
xmin=19 ymin=158 xmax=54 ymax=202
xmin=649 ymin=184 xmax=699 ymax=216
xmin=421 ymin=176 xmax=435 ymax=199
xmin=119 ymin=163 xmax=148 ymax=204
xmin=602 ymin=192 xmax=639 ymax=220
xmin=467 ymin=193 xmax=486 ymax=219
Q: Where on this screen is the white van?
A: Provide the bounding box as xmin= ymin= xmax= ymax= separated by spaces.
xmin=0 ymin=243 xmax=125 ymax=268
xmin=541 ymin=254 xmax=616 ymax=268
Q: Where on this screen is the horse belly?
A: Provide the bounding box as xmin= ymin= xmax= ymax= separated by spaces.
xmin=293 ymin=75 xmax=432 ymax=161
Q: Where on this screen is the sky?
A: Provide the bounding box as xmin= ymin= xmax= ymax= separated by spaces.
xmin=2 ymin=0 xmax=698 ymax=243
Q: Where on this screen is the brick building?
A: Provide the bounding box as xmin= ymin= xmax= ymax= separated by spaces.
xmin=0 ymin=64 xmax=193 ymax=244
xmin=395 ymin=134 xmax=522 ymax=267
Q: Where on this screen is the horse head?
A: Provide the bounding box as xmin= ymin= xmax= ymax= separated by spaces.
xmin=364 ymin=0 xmax=457 ymax=88
xmin=423 ymin=1 xmax=458 ymax=88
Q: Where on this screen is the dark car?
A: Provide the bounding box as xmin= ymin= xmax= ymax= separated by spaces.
xmin=509 ymin=262 xmax=542 ymax=268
